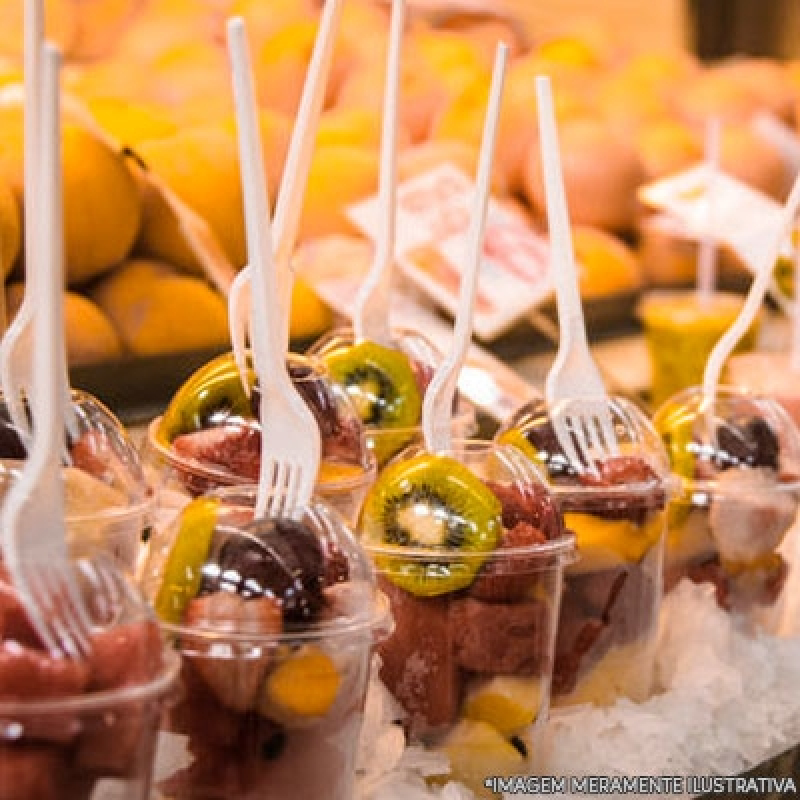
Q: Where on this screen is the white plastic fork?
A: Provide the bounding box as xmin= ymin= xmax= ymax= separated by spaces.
xmin=422 ymin=43 xmax=508 ymax=454
xmin=1 ymin=0 xmax=77 ymax=447
xmin=228 ymin=18 xmax=321 ymax=519
xmin=703 ymin=169 xmax=800 ymax=397
xmin=352 ymin=0 xmax=405 ymax=346
xmin=0 ymin=44 xmax=92 ymax=660
xmin=229 ymin=0 xmax=344 ymax=396
xmin=535 ymin=75 xmax=619 ymax=471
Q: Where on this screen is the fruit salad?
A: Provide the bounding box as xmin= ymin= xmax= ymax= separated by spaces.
xmin=309 ymin=328 xmax=476 ymax=467
xmin=496 ymin=397 xmax=670 ymax=707
xmin=0 ymin=390 xmax=152 ymax=572
xmin=148 ymin=351 xmax=375 ymax=526
xmin=141 ymin=486 xmax=390 ymax=800
xmin=0 ymin=559 xmax=178 ymax=800
xmin=653 ymin=386 xmax=800 ymax=618
xmin=359 ymin=441 xmax=574 ymax=797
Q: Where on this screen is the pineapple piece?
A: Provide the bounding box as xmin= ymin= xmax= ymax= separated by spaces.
xmin=463 ymin=676 xmax=542 ymax=736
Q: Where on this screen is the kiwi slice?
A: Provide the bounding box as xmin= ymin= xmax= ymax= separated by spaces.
xmin=323 ymin=340 xmax=422 ymax=432
xmin=154 ymin=496 xmax=220 ymax=625
xmin=361 ymin=452 xmax=502 ymax=596
xmin=159 ymin=352 xmax=255 ymax=443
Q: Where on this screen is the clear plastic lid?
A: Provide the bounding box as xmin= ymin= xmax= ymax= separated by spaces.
xmin=360 ymin=439 xmax=575 ymax=597
xmin=495 ymin=396 xmax=671 ymax=499
xmin=653 ymin=385 xmax=800 ymax=494
xmin=141 ymin=486 xmax=388 ymax=641
xmin=0 ymin=389 xmax=150 ymax=520
xmin=153 ymin=351 xmax=373 ymax=487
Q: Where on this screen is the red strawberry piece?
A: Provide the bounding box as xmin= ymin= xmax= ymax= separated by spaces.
xmin=469 ymin=521 xmax=549 ymax=602
xmin=0 ymin=643 xmax=90 ymax=702
xmin=88 ymin=620 xmax=163 ymax=690
xmin=0 ymin=570 xmax=40 ymax=648
xmin=451 ymin=596 xmax=551 ymax=675
xmin=183 ymin=593 xmax=282 ymax=713
xmin=172 ymin=425 xmax=261 ymax=482
xmin=0 ymin=745 xmax=75 ymax=800
xmin=487 ymin=482 xmax=565 ymax=540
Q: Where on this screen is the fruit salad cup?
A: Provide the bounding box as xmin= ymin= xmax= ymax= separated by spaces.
xmin=0 ymin=390 xmax=153 ymax=573
xmin=653 ymin=386 xmax=800 ymax=623
xmin=146 ymin=352 xmax=376 ymax=528
xmin=496 ymin=397 xmax=671 ymax=707
xmin=359 ymin=440 xmax=574 ymax=797
xmin=637 ymin=289 xmax=759 ymax=408
xmin=309 ymin=327 xmax=477 ymax=468
xmin=140 ymin=486 xmax=391 ymax=800
xmin=0 ymin=557 xmax=179 ymax=800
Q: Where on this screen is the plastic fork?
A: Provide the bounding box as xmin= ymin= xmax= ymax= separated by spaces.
xmin=535 ymin=75 xmax=619 ymax=471
xmin=229 ymin=0 xmax=344 ymax=396
xmin=1 ymin=0 xmax=76 ymax=447
xmin=422 ymin=43 xmax=508 ymax=454
xmin=703 ymin=169 xmax=800 ymax=397
xmin=352 ymin=0 xmax=405 ymax=346
xmin=1 ymin=44 xmax=92 ymax=660
xmin=228 ymin=18 xmax=321 ymax=519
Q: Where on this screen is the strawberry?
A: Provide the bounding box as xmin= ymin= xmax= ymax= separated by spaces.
xmin=88 ymin=619 xmax=163 ymax=690
xmin=172 ymin=425 xmax=261 ymax=482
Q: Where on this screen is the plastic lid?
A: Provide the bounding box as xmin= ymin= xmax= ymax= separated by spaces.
xmin=141 ymin=485 xmax=388 ymax=641
xmin=496 ymin=395 xmax=671 ymax=497
xmin=653 ymin=385 xmax=800 ymax=494
xmin=0 ymin=389 xmax=150 ymax=520
xmin=154 ymin=351 xmax=373 ymax=485
xmin=359 ymin=439 xmax=575 ymax=597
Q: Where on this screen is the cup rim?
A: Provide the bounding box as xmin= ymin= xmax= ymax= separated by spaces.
xmin=0 ymin=647 xmax=181 ymax=716
xmin=147 ymin=417 xmax=376 ymax=492
xmin=159 ymin=586 xmax=393 ymax=645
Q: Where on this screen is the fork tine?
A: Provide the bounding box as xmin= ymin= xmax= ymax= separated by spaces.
xmin=598 ymin=414 xmax=620 ymax=456
xmin=21 ymin=571 xmax=59 ymax=655
xmin=584 ymin=415 xmax=605 ymax=459
xmin=284 ymin=464 xmax=302 ymax=515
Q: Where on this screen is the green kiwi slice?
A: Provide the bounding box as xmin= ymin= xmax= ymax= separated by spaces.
xmin=361 ymin=452 xmax=502 ymax=596
xmin=159 ymin=352 xmax=255 ymax=443
xmin=154 ymin=496 xmax=220 ymax=625
xmin=323 ymin=339 xmax=422 ymax=435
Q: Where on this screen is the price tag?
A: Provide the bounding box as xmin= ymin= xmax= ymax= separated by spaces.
xmin=347 ymin=164 xmax=553 ymax=341
xmin=638 ymin=164 xmax=792 ymax=272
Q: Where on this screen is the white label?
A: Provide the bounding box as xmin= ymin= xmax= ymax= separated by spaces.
xmin=347 ymin=164 xmax=553 ymax=341
xmin=638 ymin=164 xmax=792 ymax=271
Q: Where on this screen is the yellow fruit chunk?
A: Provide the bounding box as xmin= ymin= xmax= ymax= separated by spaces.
xmin=573 ymin=226 xmax=642 ymax=299
xmin=317 ymin=461 xmax=365 ymax=485
xmin=154 ymin=496 xmax=219 ymax=625
xmin=86 ymin=98 xmax=177 ymax=147
xmin=289 ymin=277 xmax=333 ymax=341
xmin=564 ymin=511 xmax=665 ymax=572
xmin=264 ymin=646 xmax=341 ymax=719
xmin=463 ymin=676 xmax=542 ymax=737
xmin=441 ymin=719 xmax=525 ymax=797
xmin=0 ymin=112 xmax=141 ymax=284
xmin=90 ymin=259 xmax=229 ymax=357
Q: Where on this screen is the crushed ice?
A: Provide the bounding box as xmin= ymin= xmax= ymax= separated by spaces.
xmin=358 ymin=519 xmax=800 ymax=799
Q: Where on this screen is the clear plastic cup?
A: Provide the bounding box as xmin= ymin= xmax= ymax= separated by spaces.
xmin=636 ymin=289 xmax=759 ymax=408
xmin=359 ymin=440 xmax=574 ymax=797
xmin=0 ymin=557 xmax=180 ymax=800
xmin=139 ymin=486 xmax=391 ymax=800
xmin=727 ymin=351 xmax=800 ymax=428
xmin=653 ymin=386 xmax=800 ymax=623
xmin=0 ymin=389 xmax=153 ymax=573
xmin=145 ymin=352 xmax=376 ymax=528
xmin=496 ymin=396 xmax=671 ymax=707
xmin=309 ymin=326 xmax=478 ymax=467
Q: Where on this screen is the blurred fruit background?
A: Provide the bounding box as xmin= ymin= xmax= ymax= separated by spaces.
xmin=0 ymin=0 xmax=798 ymax=381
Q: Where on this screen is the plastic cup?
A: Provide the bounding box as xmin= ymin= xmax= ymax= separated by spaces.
xmin=653 ymin=386 xmax=800 ymax=625
xmin=0 ymin=557 xmax=180 ymax=800
xmin=0 ymin=389 xmax=153 ymax=573
xmin=636 ymin=289 xmax=759 ymax=408
xmin=139 ymin=486 xmax=391 ymax=800
xmin=359 ymin=440 xmax=574 ymax=797
xmin=496 ymin=396 xmax=672 ymax=707
xmin=727 ymin=351 xmax=800 ymax=428
xmin=145 ymin=352 xmax=376 ymax=528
